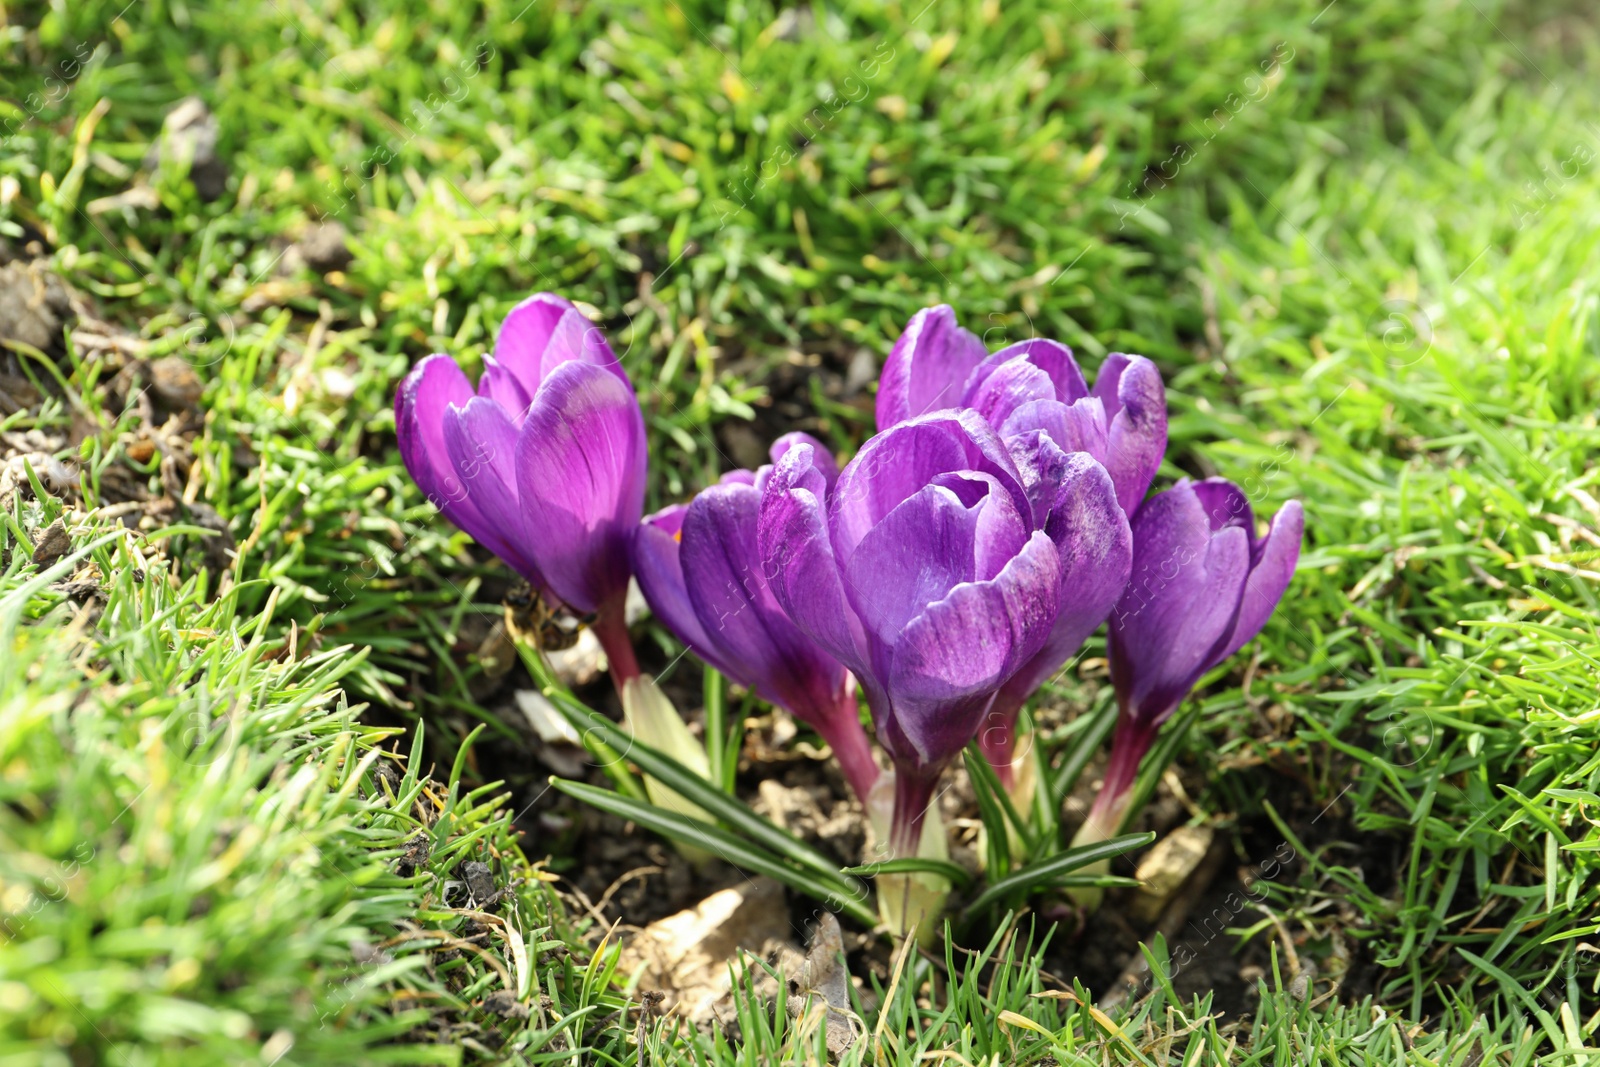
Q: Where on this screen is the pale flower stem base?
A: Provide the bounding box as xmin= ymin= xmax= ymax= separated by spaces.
xmin=1006 ymin=740 xmax=1040 ymax=823
xmin=1064 ymin=795 xmax=1129 ymax=910
xmin=995 ymin=741 xmax=1042 ymax=865
xmin=866 ymin=772 xmax=952 ymax=943
xmin=620 ymin=675 xmax=715 ymax=866
xmin=876 ymin=870 xmax=948 ymax=946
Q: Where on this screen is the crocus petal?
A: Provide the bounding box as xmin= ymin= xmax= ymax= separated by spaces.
xmin=515 ymin=361 xmax=646 ymax=612
xmin=1001 ymin=338 xmax=1090 ymax=401
xmin=1092 ymin=353 xmax=1167 ymax=515
xmin=874 ymin=306 xmax=988 ymax=431
xmin=441 ymin=397 xmax=545 ymax=583
xmin=961 ymin=358 xmax=1058 ymax=429
xmin=1109 ymin=487 xmax=1251 ymax=723
xmin=1002 ymin=430 xmax=1072 ymax=528
xmin=1000 ymin=397 xmax=1109 ymax=459
xmin=881 ymin=530 xmax=1062 ymax=768
xmin=998 ymin=396 xmax=1113 ymax=524
xmin=644 ymin=501 xmax=687 ymax=538
xmin=397 ymin=355 xmax=534 ymax=576
xmin=541 ymin=307 xmax=627 ymax=385
xmin=1189 ymin=476 xmax=1253 ymax=535
xmin=965 ymin=474 xmax=1034 ymax=581
xmin=995 ymin=454 xmax=1132 ymax=707
xmin=757 ymin=443 xmax=873 ymax=679
xmin=633 ymin=505 xmax=739 ymax=679
xmin=443 ymin=397 xmax=520 ymax=510
xmin=842 ymin=483 xmax=981 ymax=648
xmin=961 ymin=339 xmax=1088 ymax=423
xmin=681 ymin=482 xmax=847 ymax=718
xmin=1217 ymin=500 xmax=1304 ymax=661
xmin=491 ymin=292 xmax=574 ymax=395
xmin=396 ymin=354 xmax=473 ymax=513
xmin=767 ymin=431 xmax=839 ymax=493
xmin=476 ymin=356 xmax=533 ymax=419
xmin=830 ymin=411 xmax=1029 ymax=560
xmin=999 ymin=399 xmax=1110 ymax=524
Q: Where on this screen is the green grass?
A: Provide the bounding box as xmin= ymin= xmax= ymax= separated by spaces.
xmin=0 ymin=526 xmax=636 ymax=1065
xmin=4 ymin=0 xmax=1600 ymax=1062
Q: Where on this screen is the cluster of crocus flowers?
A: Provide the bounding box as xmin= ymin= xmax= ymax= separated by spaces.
xmin=395 ymin=291 xmax=1303 ymax=936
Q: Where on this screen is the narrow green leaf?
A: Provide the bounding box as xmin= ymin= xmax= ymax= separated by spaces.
xmin=1020 ymin=713 xmax=1058 ymax=845
xmin=550 ymin=777 xmax=877 ymax=928
xmin=965 ymin=742 xmax=1038 ymax=852
xmin=521 ymin=644 xmax=645 ymax=802
xmin=967 ymin=747 xmax=1012 ymax=879
xmin=840 ymin=857 xmax=974 ymax=889
xmin=1049 ymin=699 xmax=1117 ymax=806
xmin=721 ymin=684 xmax=747 ymax=792
xmin=1457 ymin=949 xmax=1566 ymax=1047
xmin=546 ymin=691 xmax=867 ymax=896
xmin=961 ymin=831 xmax=1155 ymax=916
xmin=704 ymin=667 xmax=729 ymax=794
xmin=1049 ymin=874 xmax=1141 ymax=889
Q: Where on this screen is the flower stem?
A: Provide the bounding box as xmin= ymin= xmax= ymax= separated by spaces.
xmin=1067 ymin=709 xmax=1165 ymax=910
xmin=590 ymin=594 xmax=640 ymax=691
xmin=890 ymin=765 xmax=939 ymax=857
xmin=1084 ymin=710 xmax=1151 ymax=836
xmin=814 ymin=688 xmax=879 ymax=804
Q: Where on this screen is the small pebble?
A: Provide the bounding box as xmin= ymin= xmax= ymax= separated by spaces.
xmin=149 ymin=356 xmax=204 ymax=408
xmin=147 ymin=97 xmax=228 ymax=202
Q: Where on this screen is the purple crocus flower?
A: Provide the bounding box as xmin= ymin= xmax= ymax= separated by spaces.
xmin=632 ymin=433 xmax=880 ymax=802
xmin=395 ymin=292 xmax=647 ymax=682
xmin=876 ymin=306 xmax=1164 ymax=783
xmin=757 ymin=409 xmax=1127 ymax=856
xmin=1081 ymin=478 xmax=1304 ymax=844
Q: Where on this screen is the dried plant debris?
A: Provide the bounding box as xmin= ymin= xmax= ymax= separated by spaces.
xmin=146 ymin=355 xmax=205 ymax=409
xmin=1129 ymin=824 xmax=1216 ymax=923
xmin=478 ymin=989 xmax=528 ymax=1020
xmin=785 ymin=912 xmax=860 ymax=1058
xmin=0 ymin=265 xmax=235 ymax=594
xmin=618 ymin=878 xmax=795 ymax=1022
xmin=0 ymin=258 xmax=76 ymax=353
xmin=0 ymin=444 xmax=75 ymax=505
xmin=453 ymin=860 xmax=505 ymax=910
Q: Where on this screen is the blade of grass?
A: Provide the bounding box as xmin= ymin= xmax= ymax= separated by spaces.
xmin=961 ymin=832 xmax=1155 ymax=917
xmin=968 ymin=748 xmax=1012 ymax=879
xmin=1049 ymin=699 xmax=1117 ymax=807
xmin=704 ymin=667 xmax=730 ymax=794
xmin=965 ymin=742 xmax=1038 ymax=853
